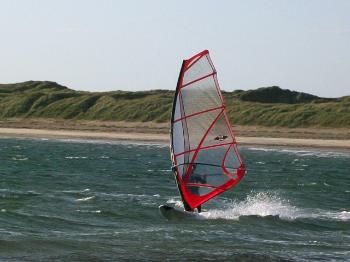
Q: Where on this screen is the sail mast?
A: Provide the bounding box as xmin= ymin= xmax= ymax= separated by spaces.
xmin=170 ymin=60 xmax=191 ymax=209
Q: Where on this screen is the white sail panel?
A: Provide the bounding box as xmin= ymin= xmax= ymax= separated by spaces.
xmin=182 ymin=55 xmax=214 ymax=86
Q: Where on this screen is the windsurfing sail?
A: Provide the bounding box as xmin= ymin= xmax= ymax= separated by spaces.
xmin=170 ymin=50 xmax=245 ymax=210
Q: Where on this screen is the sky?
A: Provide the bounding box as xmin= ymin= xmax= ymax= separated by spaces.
xmin=0 ymin=0 xmax=349 ymax=97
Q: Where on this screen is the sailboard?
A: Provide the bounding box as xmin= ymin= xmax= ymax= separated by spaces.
xmin=159 ymin=204 xmax=204 ymax=220
xmin=161 ymin=50 xmax=245 ymax=217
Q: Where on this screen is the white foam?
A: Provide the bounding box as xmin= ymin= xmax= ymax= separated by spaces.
xmin=338 ymin=211 xmax=350 ymax=220
xmin=159 ymin=169 xmax=172 ymax=172
xmin=202 ymin=192 xmax=299 ymax=220
xmin=166 ymin=198 xmax=184 ymax=208
xmin=12 ymin=156 xmax=28 ymax=161
xmin=56 ymin=138 xmax=167 ymax=148
xmin=246 ymin=147 xmax=350 ymax=158
xmin=76 ymin=209 xmax=101 ymax=213
xmin=61 ymin=188 xmax=90 ymax=193
xmin=65 ymin=156 xmax=88 ymax=159
xmin=255 ymin=161 xmax=265 ymax=165
xmin=196 ymin=192 xmax=350 ymax=222
xmin=101 ymin=193 xmax=150 ymax=198
xmin=308 ymin=210 xmax=350 ymax=221
xmin=7 ymin=136 xmax=168 ymax=148
xmin=76 ymin=196 xmax=95 ymax=202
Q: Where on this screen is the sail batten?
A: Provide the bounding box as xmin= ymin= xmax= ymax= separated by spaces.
xmin=174 ymin=142 xmax=234 ymax=157
xmin=181 ymin=72 xmax=217 ymax=88
xmin=170 ymin=50 xmax=245 ymax=209
xmin=173 ymin=105 xmax=224 ymax=123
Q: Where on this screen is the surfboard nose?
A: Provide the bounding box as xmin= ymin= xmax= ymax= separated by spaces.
xmin=161 ymin=205 xmax=172 ymax=210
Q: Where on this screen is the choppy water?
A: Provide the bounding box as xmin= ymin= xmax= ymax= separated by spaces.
xmin=0 ymin=137 xmax=349 ymax=261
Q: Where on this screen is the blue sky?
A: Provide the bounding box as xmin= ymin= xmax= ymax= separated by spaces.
xmin=1 ymin=0 xmax=349 ymax=97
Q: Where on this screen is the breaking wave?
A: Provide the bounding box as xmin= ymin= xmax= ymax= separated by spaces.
xmin=199 ymin=192 xmax=350 ymax=222
xmin=246 ymin=147 xmax=350 ymax=159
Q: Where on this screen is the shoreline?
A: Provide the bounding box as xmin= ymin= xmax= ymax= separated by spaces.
xmin=1 ymin=127 xmax=350 ymax=150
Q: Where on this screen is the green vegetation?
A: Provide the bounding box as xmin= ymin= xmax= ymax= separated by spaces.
xmin=237 ymin=86 xmax=333 ymax=104
xmin=0 ymin=81 xmax=349 ymax=128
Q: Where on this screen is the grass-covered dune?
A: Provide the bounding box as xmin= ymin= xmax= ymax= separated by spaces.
xmin=0 ymin=81 xmax=349 ymax=128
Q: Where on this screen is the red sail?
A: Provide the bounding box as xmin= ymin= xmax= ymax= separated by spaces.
xmin=170 ymin=50 xmax=245 ymax=209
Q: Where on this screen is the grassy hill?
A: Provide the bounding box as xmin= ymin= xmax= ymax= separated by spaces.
xmin=0 ymin=81 xmax=349 ymax=128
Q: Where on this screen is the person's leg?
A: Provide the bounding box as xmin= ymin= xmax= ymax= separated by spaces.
xmin=197 ymin=205 xmax=201 ymax=213
xmin=183 ymin=201 xmax=193 ymax=212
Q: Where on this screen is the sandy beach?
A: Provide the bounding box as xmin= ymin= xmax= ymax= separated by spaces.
xmin=0 ymin=123 xmax=349 ymax=150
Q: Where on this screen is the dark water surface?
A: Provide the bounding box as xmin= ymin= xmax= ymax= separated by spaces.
xmin=0 ymin=138 xmax=349 ymax=261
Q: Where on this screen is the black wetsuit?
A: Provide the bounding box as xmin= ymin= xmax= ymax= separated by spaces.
xmin=184 ymin=164 xmax=206 ymax=213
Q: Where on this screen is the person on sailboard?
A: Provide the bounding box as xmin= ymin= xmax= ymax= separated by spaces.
xmin=160 ymin=50 xmax=246 ymax=219
xmin=185 ymin=163 xmax=207 ymax=213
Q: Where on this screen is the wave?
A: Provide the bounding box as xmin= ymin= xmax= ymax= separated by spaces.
xmin=246 ymin=147 xmax=350 ymax=158
xmin=54 ymin=138 xmax=167 ymax=148
xmin=65 ymin=156 xmax=88 ymax=159
xmin=185 ymin=192 xmax=350 ymax=222
xmin=1 ymin=136 xmax=168 ymax=148
xmin=310 ymin=210 xmax=350 ymax=221
xmin=61 ymin=188 xmax=90 ymax=194
xmin=0 ymin=189 xmax=41 ymax=196
xmin=166 ymin=198 xmax=184 ymax=207
xmin=202 ymin=192 xmax=298 ymax=220
xmin=11 ymin=156 xmax=28 ymax=161
xmin=100 ymin=193 xmax=153 ymax=198
xmin=99 ymin=192 xmax=161 ymax=207
xmin=76 ymin=209 xmax=101 ymax=213
xmin=76 ymin=196 xmax=95 ymax=202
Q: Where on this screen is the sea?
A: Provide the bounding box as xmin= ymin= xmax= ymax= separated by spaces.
xmin=0 ymin=137 xmax=349 ymax=261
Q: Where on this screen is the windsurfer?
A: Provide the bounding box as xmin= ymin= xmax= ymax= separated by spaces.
xmin=186 ymin=163 xmax=207 ymax=213
xmin=163 ymin=50 xmax=246 ymax=219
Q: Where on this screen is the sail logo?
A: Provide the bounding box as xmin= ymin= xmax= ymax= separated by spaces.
xmin=214 ymin=135 xmax=228 ymax=141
